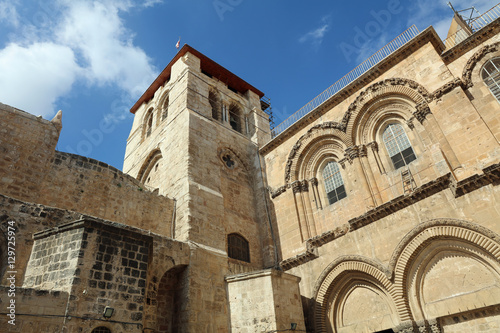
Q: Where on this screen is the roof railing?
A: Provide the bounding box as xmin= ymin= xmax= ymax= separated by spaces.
xmin=271 ymin=25 xmax=420 ymax=138
xmin=443 ymin=3 xmax=500 ymax=50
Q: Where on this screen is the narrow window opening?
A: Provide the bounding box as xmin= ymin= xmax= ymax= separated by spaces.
xmin=229 ymin=104 xmax=241 ymax=133
xmin=228 ymin=233 xmax=250 ymax=262
xmin=161 ymin=95 xmax=169 ymax=121
xmin=209 ymin=91 xmax=221 ymax=121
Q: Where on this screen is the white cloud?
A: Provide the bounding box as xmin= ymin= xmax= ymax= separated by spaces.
xmin=0 ymin=0 xmax=159 ymax=118
xmin=0 ymin=43 xmax=80 ymax=116
xmin=299 ymin=16 xmax=331 ymax=47
xmin=0 ymin=1 xmax=20 ymax=28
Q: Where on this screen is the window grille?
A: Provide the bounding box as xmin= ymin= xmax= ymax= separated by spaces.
xmin=228 ymin=234 xmax=250 ymax=262
xmin=92 ymin=327 xmax=111 ymax=333
xmin=382 ymin=123 xmax=416 ymax=170
xmin=322 ymin=162 xmax=346 ymax=205
xmin=482 ymin=58 xmax=500 ymax=102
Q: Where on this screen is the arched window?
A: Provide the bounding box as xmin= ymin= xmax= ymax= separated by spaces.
xmin=229 ymin=103 xmax=242 ymax=133
xmin=91 ymin=327 xmax=111 ymax=333
xmin=228 ymin=233 xmax=250 ymax=262
xmin=209 ymin=90 xmax=221 ymax=121
xmin=481 ymin=58 xmax=500 ymax=102
xmin=144 ymin=108 xmax=154 ymax=138
xmin=161 ymin=93 xmax=169 ymax=121
xmin=382 ymin=123 xmax=416 ymax=170
xmin=322 ymin=161 xmax=346 ymax=205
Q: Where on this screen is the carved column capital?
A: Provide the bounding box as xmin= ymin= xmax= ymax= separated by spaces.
xmin=367 ymin=141 xmax=378 ymax=152
xmin=309 ymin=177 xmax=318 ymax=186
xmin=345 ymin=146 xmax=360 ymax=162
xmin=359 ymin=145 xmax=368 ymax=158
xmin=291 ymin=181 xmax=302 ymax=193
xmin=300 ymin=179 xmax=309 ymax=192
xmin=406 ymin=117 xmax=415 ymax=130
xmin=414 ymin=103 xmax=432 ymax=124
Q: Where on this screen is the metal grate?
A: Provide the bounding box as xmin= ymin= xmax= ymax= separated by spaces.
xmin=92 ymin=327 xmax=112 ymax=333
xmin=323 ymin=162 xmax=347 ymax=205
xmin=482 ymin=58 xmax=500 ymax=102
xmin=270 ymin=25 xmax=420 ymax=139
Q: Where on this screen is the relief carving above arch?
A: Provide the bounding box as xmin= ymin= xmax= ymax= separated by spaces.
xmin=462 ymin=41 xmax=500 ymax=88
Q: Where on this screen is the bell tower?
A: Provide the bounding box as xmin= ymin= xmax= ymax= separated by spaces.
xmin=123 ymin=45 xmax=276 ymax=268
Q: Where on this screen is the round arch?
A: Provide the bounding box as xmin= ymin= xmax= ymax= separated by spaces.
xmin=137 ymin=148 xmax=163 ymax=184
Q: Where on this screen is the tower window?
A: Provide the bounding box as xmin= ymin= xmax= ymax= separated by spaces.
xmin=144 ymin=108 xmax=154 ymax=138
xmin=229 ymin=104 xmax=242 ymax=133
xmin=382 ymin=123 xmax=416 ymax=170
xmin=482 ymin=58 xmax=500 ymax=102
xmin=228 ymin=233 xmax=250 ymax=262
xmin=322 ymin=161 xmax=346 ymax=205
xmin=161 ymin=93 xmax=169 ymax=121
xmin=209 ymin=90 xmax=221 ymax=121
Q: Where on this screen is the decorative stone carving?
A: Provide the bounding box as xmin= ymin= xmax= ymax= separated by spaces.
xmin=432 ymin=77 xmax=464 ymax=100
xmin=309 ymin=177 xmax=318 ymax=186
xmin=462 ymin=42 xmax=500 ymax=88
xmin=291 ymin=181 xmax=302 ymax=194
xmin=359 ymin=145 xmax=368 ymax=158
xmin=300 ymin=180 xmax=309 ymax=192
xmin=406 ymin=117 xmax=415 ymax=130
xmin=270 ymin=185 xmax=287 ymax=199
xmin=367 ymin=141 xmax=378 ymax=152
xmin=345 ymin=146 xmax=360 ymax=161
xmin=413 ymin=103 xmax=432 ymax=124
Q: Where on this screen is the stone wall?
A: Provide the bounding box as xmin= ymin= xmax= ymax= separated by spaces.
xmin=226 ymin=269 xmax=305 ymax=332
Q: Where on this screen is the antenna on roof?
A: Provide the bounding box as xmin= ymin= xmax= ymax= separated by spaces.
xmin=447 ymin=2 xmax=482 ymax=27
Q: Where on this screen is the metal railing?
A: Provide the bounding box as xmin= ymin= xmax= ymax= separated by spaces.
xmin=443 ymin=3 xmax=500 ymax=49
xmin=270 ymin=25 xmax=420 ymax=138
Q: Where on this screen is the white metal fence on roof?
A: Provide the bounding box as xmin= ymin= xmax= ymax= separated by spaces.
xmin=443 ymin=3 xmax=500 ymax=50
xmin=270 ymin=25 xmax=420 ymax=138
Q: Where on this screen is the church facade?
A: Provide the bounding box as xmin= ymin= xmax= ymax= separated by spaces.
xmin=0 ymin=9 xmax=500 ymax=333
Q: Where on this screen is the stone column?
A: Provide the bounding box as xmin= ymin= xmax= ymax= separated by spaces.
xmin=301 ymin=180 xmax=317 ymax=237
xmin=360 ymin=145 xmax=382 ymax=206
xmin=292 ymin=181 xmax=309 ymax=242
xmin=345 ymin=146 xmax=376 ymax=209
xmin=414 ymin=103 xmax=461 ymax=171
xmin=367 ymin=141 xmax=386 ymax=174
xmin=309 ymin=177 xmax=322 ymax=210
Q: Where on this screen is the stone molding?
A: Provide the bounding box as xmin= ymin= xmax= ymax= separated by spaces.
xmin=462 ymin=42 xmax=500 ymax=88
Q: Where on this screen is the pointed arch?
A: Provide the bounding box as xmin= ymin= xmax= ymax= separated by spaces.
xmin=137 ymin=149 xmax=163 ymax=184
xmin=209 ymin=89 xmax=222 ymax=121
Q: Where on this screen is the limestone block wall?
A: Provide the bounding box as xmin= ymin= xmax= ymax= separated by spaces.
xmin=0 ymin=103 xmax=60 ymax=202
xmin=0 ymin=286 xmax=68 ymax=332
xmin=41 ymin=152 xmax=175 ymax=236
xmin=226 ymin=269 xmax=305 ymax=332
xmin=0 ymin=193 xmax=83 ymax=284
xmin=261 ymin=28 xmax=500 ymax=261
xmin=285 ymin=182 xmax=500 ymax=332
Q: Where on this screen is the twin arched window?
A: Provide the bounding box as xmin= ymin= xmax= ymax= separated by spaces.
xmin=322 ymin=161 xmax=346 ymax=205
xmin=228 ymin=233 xmax=250 ymax=262
xmin=482 ymin=58 xmax=500 ymax=102
xmin=382 ymin=123 xmax=416 ymax=170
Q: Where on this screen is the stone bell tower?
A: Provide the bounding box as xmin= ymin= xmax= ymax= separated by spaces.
xmin=123 ymin=45 xmax=276 ymax=269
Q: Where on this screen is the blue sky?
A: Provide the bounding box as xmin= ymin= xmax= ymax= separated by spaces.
xmin=0 ymin=0 xmax=497 ymax=169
